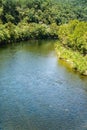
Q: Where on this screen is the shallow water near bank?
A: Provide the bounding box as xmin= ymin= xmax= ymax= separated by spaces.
xmin=0 ymin=40 xmax=87 ymax=130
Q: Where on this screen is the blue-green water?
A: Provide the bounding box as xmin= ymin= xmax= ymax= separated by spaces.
xmin=0 ymin=40 xmax=87 ymax=130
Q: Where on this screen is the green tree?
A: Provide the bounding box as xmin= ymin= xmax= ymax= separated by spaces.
xmin=2 ymin=0 xmax=20 ymax=24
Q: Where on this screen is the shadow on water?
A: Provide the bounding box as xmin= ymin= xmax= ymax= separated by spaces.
xmin=0 ymin=40 xmax=87 ymax=130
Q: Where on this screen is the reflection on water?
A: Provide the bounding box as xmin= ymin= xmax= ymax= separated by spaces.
xmin=0 ymin=40 xmax=87 ymax=130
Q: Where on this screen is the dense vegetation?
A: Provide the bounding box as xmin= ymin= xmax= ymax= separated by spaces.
xmin=56 ymin=20 xmax=87 ymax=75
xmin=0 ymin=0 xmax=87 ymax=75
xmin=58 ymin=20 xmax=87 ymax=56
xmin=0 ymin=0 xmax=87 ymax=43
xmin=1 ymin=0 xmax=87 ymax=24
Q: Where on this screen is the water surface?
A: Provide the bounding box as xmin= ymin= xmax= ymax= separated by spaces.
xmin=0 ymin=40 xmax=87 ymax=130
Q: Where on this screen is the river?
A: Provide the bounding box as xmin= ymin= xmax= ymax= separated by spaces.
xmin=0 ymin=40 xmax=87 ymax=130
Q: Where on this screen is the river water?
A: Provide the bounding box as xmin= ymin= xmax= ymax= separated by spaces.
xmin=0 ymin=40 xmax=87 ymax=130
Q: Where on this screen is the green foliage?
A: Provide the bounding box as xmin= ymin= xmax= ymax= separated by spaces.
xmin=1 ymin=0 xmax=20 ymax=24
xmin=0 ymin=22 xmax=58 ymax=44
xmin=0 ymin=0 xmax=86 ymax=44
xmin=0 ymin=0 xmax=87 ymax=25
xmin=56 ymin=19 xmax=87 ymax=75
xmin=0 ymin=23 xmax=10 ymax=43
xmin=58 ymin=20 xmax=87 ymax=55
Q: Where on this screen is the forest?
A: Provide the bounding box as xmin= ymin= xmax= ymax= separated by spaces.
xmin=0 ymin=0 xmax=87 ymax=75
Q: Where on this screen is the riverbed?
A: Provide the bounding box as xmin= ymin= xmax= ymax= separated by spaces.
xmin=0 ymin=40 xmax=87 ymax=130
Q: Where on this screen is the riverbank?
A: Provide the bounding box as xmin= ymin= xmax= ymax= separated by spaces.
xmin=55 ymin=20 xmax=87 ymax=76
xmin=0 ymin=22 xmax=58 ymax=44
xmin=55 ymin=42 xmax=87 ymax=76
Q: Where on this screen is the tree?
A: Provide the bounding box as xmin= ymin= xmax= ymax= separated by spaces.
xmin=2 ymin=0 xmax=20 ymax=24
